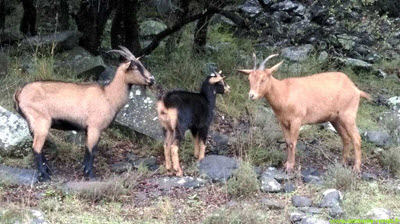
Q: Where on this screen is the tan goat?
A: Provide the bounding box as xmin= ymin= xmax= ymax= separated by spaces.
xmin=14 ymin=46 xmax=154 ymax=181
xmin=238 ymin=54 xmax=371 ymax=173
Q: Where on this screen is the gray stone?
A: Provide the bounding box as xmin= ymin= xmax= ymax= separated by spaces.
xmin=318 ymin=51 xmax=328 ymax=62
xmin=375 ymin=69 xmax=388 ymax=78
xmin=363 ymin=130 xmax=391 ymax=147
xmin=292 ymin=195 xmax=312 ymax=207
xmin=329 ymin=205 xmax=344 ymax=218
xmin=271 ymin=0 xmax=299 ymax=11
xmin=366 ymin=208 xmax=392 ymax=219
xmin=0 ymin=53 xmax=8 ymax=77
xmin=283 ymin=182 xmax=296 ymax=193
xmin=148 ymin=176 xmax=206 ymax=191
xmin=0 ymin=165 xmax=38 ymax=186
xmin=300 ymin=207 xmax=322 ymax=214
xmin=209 ymin=131 xmax=230 ymax=155
xmin=198 ymin=155 xmax=238 ymax=182
xmin=302 ymin=168 xmax=324 ymax=185
xmin=239 ymin=0 xmax=261 ymax=16
xmin=387 ymin=96 xmax=400 ymax=108
xmin=140 ymin=20 xmax=167 ymax=37
xmin=337 ymin=58 xmax=373 ymax=72
xmin=260 ymin=175 xmax=282 ymax=192
xmin=282 ymin=45 xmax=313 ymax=62
xmin=20 ymin=31 xmax=81 ymax=52
xmin=55 ymin=47 xmax=106 ymax=80
xmin=361 ymin=172 xmax=378 ymax=181
xmin=111 ymin=162 xmax=133 ymax=173
xmin=0 ymin=106 xmax=32 ymax=157
xmin=131 ymin=156 xmax=159 ymax=171
xmin=320 ymin=189 xmax=342 ymax=208
xmin=259 ymin=198 xmax=285 ymax=209
xmin=62 ymin=181 xmax=111 ymax=194
xmin=336 ymin=34 xmax=358 ymax=50
xmin=262 ymin=167 xmax=294 ymax=182
xmin=301 ymin=217 xmax=329 ymax=224
xmin=290 ymin=212 xmax=306 ymax=222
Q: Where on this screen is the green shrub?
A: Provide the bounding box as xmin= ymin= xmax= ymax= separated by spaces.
xmin=380 ymin=147 xmax=400 ymax=177
xmin=227 ymin=161 xmax=259 ymax=198
xmin=323 ymin=163 xmax=358 ymax=191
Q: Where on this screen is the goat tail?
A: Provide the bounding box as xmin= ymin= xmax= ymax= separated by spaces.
xmin=13 ymin=87 xmax=22 ymax=113
xmin=360 ymin=90 xmax=372 ymax=101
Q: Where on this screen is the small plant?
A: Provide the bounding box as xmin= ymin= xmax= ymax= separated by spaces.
xmin=323 ymin=163 xmax=358 ymax=191
xmin=380 ymin=147 xmax=400 ymax=177
xmin=226 ymin=161 xmax=260 ymax=198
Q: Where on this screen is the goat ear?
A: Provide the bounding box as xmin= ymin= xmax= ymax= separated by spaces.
xmin=209 ymin=76 xmax=223 ymax=84
xmin=237 ymin=69 xmax=252 ymax=75
xmin=269 ymin=61 xmax=284 ymax=74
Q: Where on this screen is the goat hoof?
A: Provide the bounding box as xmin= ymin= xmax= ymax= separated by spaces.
xmin=284 ymin=162 xmax=295 ymax=173
xmin=38 ymin=173 xmax=51 ymax=182
xmin=175 ymin=169 xmax=183 ymax=177
xmin=352 ymin=166 xmax=361 ymax=174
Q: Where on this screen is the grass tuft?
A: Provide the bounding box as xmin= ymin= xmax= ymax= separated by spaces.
xmin=323 ymin=163 xmax=358 ymax=191
xmin=380 ymin=147 xmax=400 ymax=177
xmin=226 ymin=161 xmax=259 ymax=198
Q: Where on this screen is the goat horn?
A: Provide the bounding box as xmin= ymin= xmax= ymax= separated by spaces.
xmin=107 ymin=49 xmax=131 ymax=60
xmin=259 ymin=54 xmax=279 ymax=70
xmin=118 ymin=46 xmax=137 ymax=60
xmin=252 ymin=53 xmax=257 ymax=71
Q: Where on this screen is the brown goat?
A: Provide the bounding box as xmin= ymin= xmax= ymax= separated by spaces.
xmin=14 ymin=46 xmax=154 ymax=181
xmin=238 ymin=54 xmax=371 ymax=173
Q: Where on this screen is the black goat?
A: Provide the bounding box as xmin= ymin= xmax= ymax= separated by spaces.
xmin=156 ymin=71 xmax=230 ymax=176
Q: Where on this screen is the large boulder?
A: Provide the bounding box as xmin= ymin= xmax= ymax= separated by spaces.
xmin=281 ymin=44 xmax=313 ymax=62
xmin=148 ymin=176 xmax=206 ymax=191
xmin=0 ymin=165 xmax=38 ymax=186
xmin=99 ymin=67 xmax=163 ymax=141
xmin=0 ymin=106 xmax=32 ymax=157
xmin=198 ymin=155 xmax=238 ymax=182
xmin=19 ymin=31 xmax=81 ymax=52
xmin=55 ymin=47 xmax=106 ymax=80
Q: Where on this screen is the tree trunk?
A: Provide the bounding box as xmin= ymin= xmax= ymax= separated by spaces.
xmin=58 ymin=0 xmax=69 ymax=30
xmin=122 ymin=0 xmax=141 ymax=55
xmin=0 ymin=0 xmax=5 ymax=32
xmin=193 ymin=13 xmax=213 ymax=53
xmin=111 ymin=4 xmax=124 ymax=49
xmin=75 ymin=0 xmax=114 ymax=54
xmin=20 ymin=0 xmax=37 ymax=36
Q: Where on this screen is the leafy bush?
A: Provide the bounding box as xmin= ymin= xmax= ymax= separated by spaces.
xmin=380 ymin=147 xmax=400 ymax=177
xmin=323 ymin=163 xmax=358 ymax=191
xmin=227 ymin=161 xmax=259 ymax=198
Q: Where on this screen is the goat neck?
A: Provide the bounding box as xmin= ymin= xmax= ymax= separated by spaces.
xmin=263 ymin=76 xmax=288 ymax=113
xmin=200 ymin=81 xmax=217 ymax=109
xmin=104 ymin=66 xmax=131 ymax=111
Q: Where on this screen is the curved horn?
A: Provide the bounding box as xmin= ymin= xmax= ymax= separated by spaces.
xmin=107 ymin=49 xmax=131 ymax=60
xmin=252 ymin=53 xmax=257 ymax=70
xmin=259 ymin=54 xmax=279 ymax=70
xmin=118 ymin=46 xmax=137 ymax=60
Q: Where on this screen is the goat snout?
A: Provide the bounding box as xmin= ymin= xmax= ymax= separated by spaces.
xmin=249 ymin=92 xmax=258 ymax=100
xmin=147 ymin=77 xmax=155 ymax=86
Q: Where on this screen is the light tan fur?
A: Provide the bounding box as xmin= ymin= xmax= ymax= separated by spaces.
xmin=239 ymin=58 xmax=371 ymax=173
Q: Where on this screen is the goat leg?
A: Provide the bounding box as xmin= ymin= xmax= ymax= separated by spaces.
xmin=34 ymin=152 xmax=51 ymax=182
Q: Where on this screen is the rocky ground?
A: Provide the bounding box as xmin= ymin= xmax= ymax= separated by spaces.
xmin=1 ymin=0 xmax=400 ymax=223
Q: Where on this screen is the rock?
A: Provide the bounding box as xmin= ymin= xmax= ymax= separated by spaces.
xmin=271 ymin=0 xmax=299 ymax=11
xmin=111 ymin=162 xmax=133 ymax=173
xmin=320 ymin=189 xmax=342 ymax=208
xmin=336 ymin=34 xmax=358 ymax=50
xmin=148 ymin=176 xmax=206 ymax=191
xmin=20 ymin=31 xmax=81 ymax=52
xmin=301 ymin=168 xmax=323 ymax=184
xmin=239 ymin=0 xmax=261 ymax=16
xmin=292 ymin=195 xmax=312 ymax=207
xmin=300 ymin=207 xmax=322 ymax=214
xmin=283 ymin=182 xmax=296 ymax=193
xmin=262 ymin=167 xmax=294 ymax=182
xmin=209 ymin=131 xmax=230 ymax=155
xmin=387 ymin=96 xmax=400 ymax=108
xmin=55 ymin=47 xmax=106 ymax=80
xmin=321 ymin=122 xmax=336 ymax=133
xmin=337 ymin=57 xmax=373 ymax=72
xmin=62 ymin=181 xmax=111 ymax=194
xmin=375 ymin=69 xmax=388 ymax=78
xmin=100 ymin=66 xmax=163 ymax=140
xmin=0 ymin=53 xmax=8 ymax=77
xmin=0 ymin=106 xmax=32 ymax=157
xmin=366 ymin=208 xmax=392 ymax=219
xmin=363 ymin=130 xmax=391 ymax=147
xmin=329 ymin=205 xmax=344 ymax=218
xmin=260 ymin=175 xmax=282 ymax=192
xmin=290 ymin=212 xmax=306 ymax=223
xmin=198 ymin=155 xmax=238 ymax=182
xmin=0 ymin=209 xmax=48 ymax=224
xmin=361 ymin=172 xmax=378 ymax=181
xmin=259 ymin=198 xmax=285 ymax=209
xmin=300 ymin=217 xmax=329 ymax=224
xmin=318 ymin=51 xmax=328 ymax=62
xmin=140 ymin=20 xmax=167 ymax=37
xmin=131 ymin=156 xmax=159 ymax=171
xmin=282 ymin=44 xmax=313 ymax=62
xmin=0 ymin=165 xmax=38 ymax=186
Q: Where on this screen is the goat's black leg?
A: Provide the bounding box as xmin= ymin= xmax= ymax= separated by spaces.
xmin=83 ymin=128 xmax=100 ymax=180
xmin=34 ymin=152 xmax=51 ymax=182
xmin=41 ymin=153 xmax=52 ymax=175
xmin=197 ymin=127 xmax=209 ymax=160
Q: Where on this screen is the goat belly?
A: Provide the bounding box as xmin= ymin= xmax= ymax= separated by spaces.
xmin=51 ymin=118 xmax=85 ymax=131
